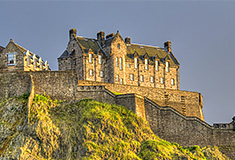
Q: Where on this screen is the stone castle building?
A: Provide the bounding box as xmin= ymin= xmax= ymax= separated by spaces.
xmin=58 ymin=29 xmax=179 ymax=90
xmin=0 ymin=39 xmax=50 ymax=71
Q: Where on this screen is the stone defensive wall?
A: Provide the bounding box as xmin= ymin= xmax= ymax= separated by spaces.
xmin=77 ymin=80 xmax=204 ymax=121
xmin=0 ymin=71 xmax=234 ymax=158
xmin=145 ymin=98 xmax=235 ymax=159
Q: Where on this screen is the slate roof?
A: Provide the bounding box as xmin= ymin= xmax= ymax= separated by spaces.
xmin=59 ymin=50 xmax=70 ymax=58
xmin=126 ymin=44 xmax=179 ymax=66
xmin=76 ymin=37 xmax=101 ymax=54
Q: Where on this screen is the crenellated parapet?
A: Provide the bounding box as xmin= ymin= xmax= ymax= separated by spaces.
xmin=24 ymin=50 xmax=49 ymax=71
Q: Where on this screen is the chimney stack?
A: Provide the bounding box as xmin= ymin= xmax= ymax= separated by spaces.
xmin=164 ymin=41 xmax=171 ymax=52
xmin=106 ymin=33 xmax=115 ymax=39
xmin=125 ymin=37 xmax=131 ymax=44
xmin=97 ymin=31 xmax=105 ymax=46
xmin=69 ymin=28 xmax=77 ymax=40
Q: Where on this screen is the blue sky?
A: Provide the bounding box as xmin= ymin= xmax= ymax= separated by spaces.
xmin=1 ymin=1 xmax=234 ymax=124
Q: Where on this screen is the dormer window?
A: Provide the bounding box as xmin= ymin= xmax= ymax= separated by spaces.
xmin=89 ymin=54 xmax=92 ymax=63
xmin=155 ymin=60 xmax=159 ymax=71
xmin=98 ymin=55 xmax=102 ymax=64
xmin=166 ymin=61 xmax=169 ymax=72
xmin=7 ymin=53 xmax=16 ymax=66
xmin=134 ymin=58 xmax=138 ymax=68
xmin=117 ymin=43 xmax=120 ymax=49
xmin=145 ymin=59 xmax=148 ymax=70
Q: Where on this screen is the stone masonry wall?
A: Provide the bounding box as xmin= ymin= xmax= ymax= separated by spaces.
xmin=78 ymin=80 xmax=204 ymax=121
xmin=0 ymin=71 xmax=234 ymax=158
xmin=0 ymin=71 xmax=31 ymax=100
xmin=145 ymin=98 xmax=235 ymax=159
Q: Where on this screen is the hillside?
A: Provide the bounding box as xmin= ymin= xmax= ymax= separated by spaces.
xmin=0 ymin=94 xmax=229 ymax=159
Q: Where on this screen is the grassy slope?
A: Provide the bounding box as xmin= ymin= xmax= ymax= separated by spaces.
xmin=0 ymin=95 xmax=229 ymax=159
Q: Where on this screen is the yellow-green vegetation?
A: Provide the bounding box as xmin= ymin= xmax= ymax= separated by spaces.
xmin=0 ymin=94 xmax=229 ymax=159
xmin=111 ymin=91 xmax=123 ymax=95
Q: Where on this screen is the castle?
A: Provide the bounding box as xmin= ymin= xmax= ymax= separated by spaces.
xmin=0 ymin=39 xmax=50 ymax=72
xmin=0 ymin=29 xmax=234 ymax=158
xmin=58 ymin=29 xmax=179 ymax=90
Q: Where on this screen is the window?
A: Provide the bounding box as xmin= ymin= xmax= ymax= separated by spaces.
xmin=171 ymin=78 xmax=175 ymax=85
xmin=120 ymin=57 xmax=123 ymax=70
xmin=160 ymin=78 xmax=164 ymax=84
xmin=116 ymin=75 xmax=119 ymax=81
xmin=145 ymin=59 xmax=148 ymax=70
xmin=100 ymin=71 xmax=104 ymax=77
xmin=116 ymin=57 xmax=119 ymax=67
xmin=151 ymin=76 xmax=154 ymax=83
xmin=130 ymin=74 xmax=134 ymax=81
xmin=134 ymin=58 xmax=138 ymax=68
xmin=98 ymin=55 xmax=102 ymax=64
xmin=166 ymin=62 xmax=169 ymax=72
xmin=117 ymin=43 xmax=120 ymax=49
xmin=7 ymin=53 xmax=16 ymax=66
xmin=89 ymin=54 xmax=92 ymax=63
xmin=140 ymin=75 xmax=144 ymax=82
xmin=128 ymin=64 xmax=130 ymax=68
xmin=155 ymin=60 xmax=159 ymax=71
xmin=121 ymin=78 xmax=123 ymax=84
xmin=89 ymin=69 xmax=93 ymax=76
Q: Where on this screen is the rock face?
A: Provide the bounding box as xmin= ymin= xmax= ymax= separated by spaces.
xmin=0 ymin=95 xmax=229 ymax=159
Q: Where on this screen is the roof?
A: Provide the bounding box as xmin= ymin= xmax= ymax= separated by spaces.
xmin=126 ymin=44 xmax=179 ymax=66
xmin=59 ymin=50 xmax=70 ymax=58
xmin=76 ymin=37 xmax=101 ymax=54
xmin=0 ymin=46 xmax=4 ymax=52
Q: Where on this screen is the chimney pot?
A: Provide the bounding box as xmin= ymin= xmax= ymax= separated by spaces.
xmin=69 ymin=28 xmax=77 ymax=40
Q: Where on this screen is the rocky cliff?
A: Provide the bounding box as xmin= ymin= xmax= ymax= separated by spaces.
xmin=0 ymin=94 xmax=229 ymax=159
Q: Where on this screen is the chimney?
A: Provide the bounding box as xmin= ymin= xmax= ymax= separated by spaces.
xmin=106 ymin=33 xmax=115 ymax=39
xmin=233 ymin=116 xmax=235 ymax=131
xmin=125 ymin=37 xmax=131 ymax=44
xmin=69 ymin=28 xmax=77 ymax=40
xmin=97 ymin=31 xmax=105 ymax=46
xmin=164 ymin=41 xmax=171 ymax=52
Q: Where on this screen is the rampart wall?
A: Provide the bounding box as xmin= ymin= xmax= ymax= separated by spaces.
xmin=78 ymin=80 xmax=204 ymax=121
xmin=0 ymin=71 xmax=234 ymax=159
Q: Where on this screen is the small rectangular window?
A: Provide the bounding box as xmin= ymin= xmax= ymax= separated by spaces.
xmin=7 ymin=53 xmax=16 ymax=66
xmin=134 ymin=58 xmax=138 ymax=68
xmin=128 ymin=64 xmax=130 ymax=68
xmin=120 ymin=57 xmax=123 ymax=70
xmin=166 ymin=62 xmax=169 ymax=72
xmin=116 ymin=75 xmax=119 ymax=81
xmin=100 ymin=71 xmax=104 ymax=77
xmin=98 ymin=55 xmax=102 ymax=64
xmin=155 ymin=60 xmax=159 ymax=71
xmin=171 ymin=78 xmax=175 ymax=85
xmin=140 ymin=75 xmax=144 ymax=82
xmin=116 ymin=57 xmax=119 ymax=67
xmin=151 ymin=76 xmax=154 ymax=83
xmin=89 ymin=69 xmax=93 ymax=76
xmin=145 ymin=59 xmax=148 ymax=70
xmin=117 ymin=43 xmax=120 ymax=49
xmin=89 ymin=54 xmax=92 ymax=63
xmin=121 ymin=78 xmax=123 ymax=84
xmin=130 ymin=74 xmax=134 ymax=81
xmin=160 ymin=78 xmax=164 ymax=84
